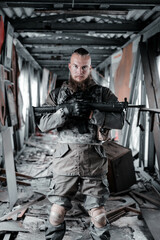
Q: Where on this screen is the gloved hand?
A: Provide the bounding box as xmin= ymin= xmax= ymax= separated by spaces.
xmin=63 ymin=102 xmax=90 ymax=118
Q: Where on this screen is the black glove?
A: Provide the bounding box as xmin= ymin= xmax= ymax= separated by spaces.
xmin=64 ymin=102 xmax=90 ymax=118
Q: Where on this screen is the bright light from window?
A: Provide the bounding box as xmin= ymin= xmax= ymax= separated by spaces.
xmin=18 ymin=68 xmax=29 ymax=122
xmin=31 ymin=72 xmax=38 ymax=107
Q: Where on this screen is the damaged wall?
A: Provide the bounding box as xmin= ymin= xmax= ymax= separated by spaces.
xmin=97 ymin=32 xmax=160 ymax=178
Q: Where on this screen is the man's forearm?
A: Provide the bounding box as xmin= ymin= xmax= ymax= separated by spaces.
xmin=38 ymin=108 xmax=68 ymax=132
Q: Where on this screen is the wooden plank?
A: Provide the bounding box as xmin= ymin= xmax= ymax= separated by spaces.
xmin=16 ymin=216 xmax=45 ymax=240
xmin=2 ymin=128 xmax=17 ymax=209
xmin=141 ymin=208 xmax=160 ymax=240
xmin=0 ymin=168 xmax=34 ymax=179
xmin=151 ymin=185 xmax=160 ymax=199
xmin=0 ymin=221 xmax=29 ymax=232
xmin=129 ymin=192 xmax=144 ymax=206
xmin=15 ymin=232 xmax=45 ymax=240
xmin=0 ymin=176 xmax=31 ymax=186
xmin=136 ymin=168 xmax=160 ymax=192
xmin=125 ymin=206 xmax=141 ymax=214
xmin=106 ymin=203 xmax=136 ymax=219
xmin=0 ymin=195 xmax=45 ymax=221
xmin=132 ymin=190 xmax=160 ymax=208
xmin=108 ymin=210 xmax=126 ymax=223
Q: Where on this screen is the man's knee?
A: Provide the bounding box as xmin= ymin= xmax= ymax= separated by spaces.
xmin=89 ymin=206 xmax=107 ymax=228
xmin=49 ymin=204 xmax=66 ymax=226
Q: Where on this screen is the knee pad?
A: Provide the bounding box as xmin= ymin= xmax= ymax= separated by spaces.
xmin=89 ymin=206 xmax=107 ymax=228
xmin=49 ymin=204 xmax=66 ymax=226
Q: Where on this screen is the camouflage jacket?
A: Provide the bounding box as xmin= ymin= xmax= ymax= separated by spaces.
xmin=38 ymin=80 xmax=124 ymax=176
xmin=38 ymin=80 xmax=124 ymax=144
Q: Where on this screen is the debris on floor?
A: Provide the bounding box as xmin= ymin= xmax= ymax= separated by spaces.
xmin=0 ymin=134 xmax=159 ymax=239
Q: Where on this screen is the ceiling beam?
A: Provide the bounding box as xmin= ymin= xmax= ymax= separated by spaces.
xmin=11 ymin=13 xmax=86 ymax=26
xmin=38 ymin=60 xmax=103 ymax=65
xmin=28 ymin=47 xmax=115 ymax=55
xmin=11 ymin=12 xmax=130 ymax=26
xmin=1 ymin=4 xmax=156 ymax=10
xmin=13 ymin=38 xmax=41 ymax=70
xmin=14 ymin=22 xmax=143 ymax=33
xmin=18 ymin=33 xmax=128 ymax=45
xmin=0 ymin=0 xmax=159 ymax=5
xmin=17 ymin=32 xmax=126 ymax=38
xmin=34 ymin=10 xmax=128 ymax=15
xmin=1 ymin=0 xmax=158 ymax=10
xmin=34 ymin=54 xmax=109 ymax=60
xmin=16 ymin=31 xmax=128 ymax=38
xmin=20 ymin=37 xmax=126 ymax=46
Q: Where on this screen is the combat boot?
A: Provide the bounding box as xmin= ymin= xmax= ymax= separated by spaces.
xmin=90 ymin=223 xmax=111 ymax=240
xmin=45 ymin=221 xmax=66 ymax=240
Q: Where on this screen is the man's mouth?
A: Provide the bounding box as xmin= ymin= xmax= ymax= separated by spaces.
xmin=75 ymin=75 xmax=84 ymax=78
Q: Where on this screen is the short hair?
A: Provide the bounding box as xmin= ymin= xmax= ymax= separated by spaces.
xmin=73 ymin=48 xmax=90 ymax=56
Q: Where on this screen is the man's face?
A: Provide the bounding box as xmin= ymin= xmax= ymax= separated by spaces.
xmin=68 ymin=53 xmax=92 ymax=82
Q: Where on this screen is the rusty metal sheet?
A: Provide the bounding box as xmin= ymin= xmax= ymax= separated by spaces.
xmin=114 ymin=43 xmax=133 ymax=101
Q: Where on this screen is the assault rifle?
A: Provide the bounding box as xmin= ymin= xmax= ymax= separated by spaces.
xmin=33 ymin=98 xmax=145 ymax=117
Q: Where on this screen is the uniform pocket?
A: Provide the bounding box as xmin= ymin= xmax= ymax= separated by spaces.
xmin=54 ymin=143 xmax=70 ymax=158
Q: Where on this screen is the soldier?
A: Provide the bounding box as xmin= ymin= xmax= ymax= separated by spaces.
xmin=38 ymin=48 xmax=124 ymax=240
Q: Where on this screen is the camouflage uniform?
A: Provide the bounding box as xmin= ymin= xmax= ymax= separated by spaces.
xmin=38 ymin=79 xmax=124 ymax=239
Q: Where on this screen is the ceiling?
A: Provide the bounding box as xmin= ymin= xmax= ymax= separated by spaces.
xmin=0 ymin=0 xmax=160 ymax=81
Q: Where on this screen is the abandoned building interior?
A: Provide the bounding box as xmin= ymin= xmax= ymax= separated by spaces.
xmin=0 ymin=1 xmax=160 ymax=239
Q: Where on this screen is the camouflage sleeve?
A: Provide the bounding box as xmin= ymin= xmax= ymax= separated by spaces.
xmin=37 ymin=89 xmax=68 ymax=132
xmin=89 ymin=87 xmax=124 ymax=130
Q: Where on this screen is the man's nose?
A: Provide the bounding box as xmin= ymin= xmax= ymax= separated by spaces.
xmin=77 ymin=67 xmax=83 ymax=74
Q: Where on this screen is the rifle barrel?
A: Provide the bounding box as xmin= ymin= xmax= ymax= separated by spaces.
xmin=33 ymin=102 xmax=146 ymax=116
xmin=128 ymin=104 xmax=146 ymax=108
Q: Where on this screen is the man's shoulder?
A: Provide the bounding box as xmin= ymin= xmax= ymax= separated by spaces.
xmin=50 ymin=81 xmax=68 ymax=95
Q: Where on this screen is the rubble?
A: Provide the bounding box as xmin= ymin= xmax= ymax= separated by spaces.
xmin=0 ymin=134 xmax=159 ymax=239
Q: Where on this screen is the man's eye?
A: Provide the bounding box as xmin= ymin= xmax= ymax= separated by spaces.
xmin=82 ymin=66 xmax=88 ymax=71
